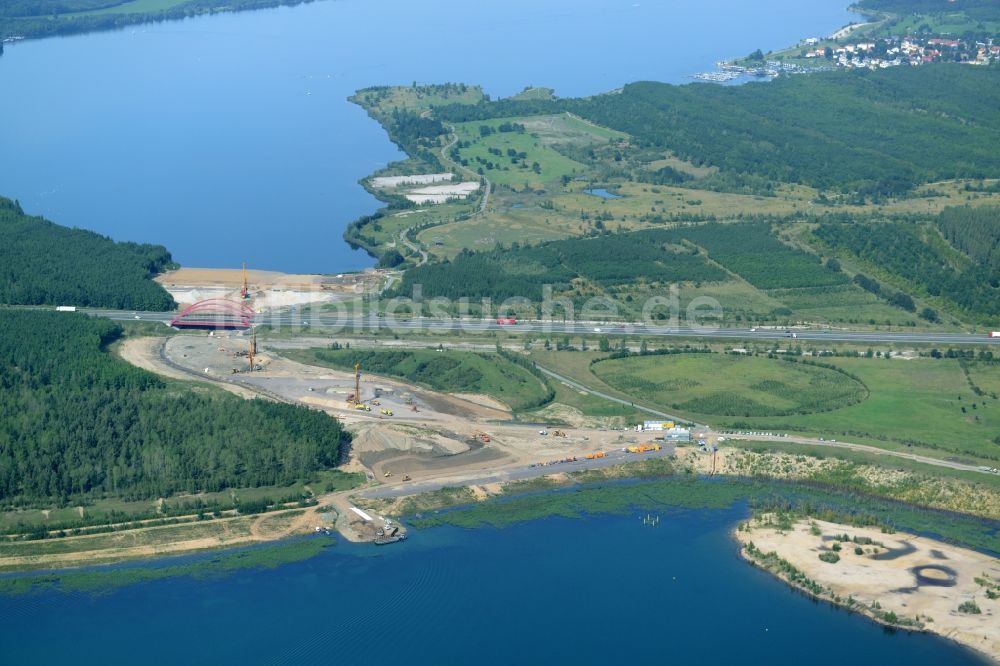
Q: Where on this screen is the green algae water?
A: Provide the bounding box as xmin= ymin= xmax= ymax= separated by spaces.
xmin=0 ymin=502 xmax=986 ymax=665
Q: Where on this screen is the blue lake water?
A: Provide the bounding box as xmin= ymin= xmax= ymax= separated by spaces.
xmin=585 ymin=187 xmax=624 ymax=199
xmin=0 ymin=504 xmax=984 ymax=665
xmin=0 ymin=0 xmax=860 ymax=273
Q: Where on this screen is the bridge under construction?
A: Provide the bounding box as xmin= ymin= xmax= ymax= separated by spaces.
xmin=169 ymin=298 xmax=255 ymax=330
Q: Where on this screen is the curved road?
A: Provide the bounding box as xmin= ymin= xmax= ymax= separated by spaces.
xmin=535 ymin=363 xmax=700 ymax=426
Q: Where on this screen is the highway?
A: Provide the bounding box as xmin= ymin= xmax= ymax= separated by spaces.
xmin=86 ymin=308 xmax=1000 ymax=347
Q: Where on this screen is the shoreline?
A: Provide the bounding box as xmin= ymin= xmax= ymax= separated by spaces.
xmin=734 ymin=516 xmax=1000 ymax=662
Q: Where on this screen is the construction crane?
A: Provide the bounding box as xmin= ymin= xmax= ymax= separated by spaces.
xmin=353 ymin=362 xmax=362 ymax=405
xmin=247 ymin=329 xmax=257 ymax=372
xmin=240 ymin=262 xmax=250 ymax=300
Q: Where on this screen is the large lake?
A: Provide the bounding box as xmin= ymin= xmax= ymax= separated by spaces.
xmin=0 ymin=504 xmax=984 ymax=664
xmin=0 ymin=0 xmax=860 ymax=273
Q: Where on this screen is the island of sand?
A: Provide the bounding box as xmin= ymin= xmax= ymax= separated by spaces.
xmin=735 ymin=517 xmax=1000 ymax=661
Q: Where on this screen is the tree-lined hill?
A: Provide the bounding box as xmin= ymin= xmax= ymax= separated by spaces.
xmin=0 ymin=310 xmax=349 ymax=502
xmin=433 ymin=65 xmax=1000 ymax=194
xmin=0 ymin=197 xmax=176 ymax=311
xmin=0 ymin=0 xmax=315 ymax=41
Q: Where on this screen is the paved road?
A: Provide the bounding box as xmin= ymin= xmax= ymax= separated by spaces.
xmin=89 ymin=308 xmax=1000 ymax=347
xmin=535 ymin=364 xmax=700 ymax=426
xmin=359 ymin=445 xmax=677 ymax=500
xmin=398 ymin=228 xmax=428 ymax=266
xmin=728 ymin=434 xmax=998 ymax=476
xmin=441 ymin=124 xmax=491 ymax=214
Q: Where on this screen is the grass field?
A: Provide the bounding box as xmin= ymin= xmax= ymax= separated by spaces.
xmin=533 ymin=349 xmax=1000 ymax=462
xmin=288 ymin=347 xmax=552 ymax=411
xmin=593 ymin=353 xmax=868 ymax=417
xmin=353 ymin=84 xmax=485 ymax=114
xmin=452 ymin=117 xmax=590 ymax=189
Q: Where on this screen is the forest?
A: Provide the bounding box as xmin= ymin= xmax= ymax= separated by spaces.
xmin=0 ymin=0 xmax=316 ymax=40
xmin=393 ymin=221 xmax=847 ymax=303
xmin=815 ymin=217 xmax=1000 ymax=322
xmin=858 ymin=0 xmax=1000 ymax=21
xmin=0 ymin=311 xmax=350 ymax=503
xmin=391 ymin=229 xmax=727 ymax=302
xmin=936 ymin=205 xmax=1000 ymax=273
xmin=0 ymin=197 xmax=176 ymax=311
xmin=669 ymin=222 xmax=847 ymax=290
xmin=432 ymin=65 xmax=1000 ymax=193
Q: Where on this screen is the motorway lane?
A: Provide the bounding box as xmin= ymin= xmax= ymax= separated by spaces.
xmin=90 ymin=308 xmax=1000 ymax=346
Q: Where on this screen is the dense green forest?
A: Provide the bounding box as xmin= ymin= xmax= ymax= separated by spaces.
xmin=0 ymin=197 xmax=176 ymax=311
xmin=432 ymin=66 xmax=1000 ymax=193
xmin=0 ymin=0 xmax=315 ymax=40
xmin=936 ymin=205 xmax=1000 ymax=273
xmin=815 ymin=215 xmax=1000 ymax=322
xmin=392 ymin=229 xmax=727 ymax=302
xmin=674 ymin=223 xmax=847 ymax=290
xmin=0 ymin=311 xmax=349 ymax=503
xmin=858 ymin=0 xmax=1000 ymax=22
xmin=393 ymin=222 xmax=845 ymax=302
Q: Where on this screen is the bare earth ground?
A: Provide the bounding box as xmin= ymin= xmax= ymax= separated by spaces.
xmin=25 ymin=333 xmax=993 ymax=574
xmin=118 ymin=337 xmax=259 ymax=399
xmin=735 ymin=518 xmax=1000 ymax=661
xmin=155 ymin=266 xmax=379 ymax=309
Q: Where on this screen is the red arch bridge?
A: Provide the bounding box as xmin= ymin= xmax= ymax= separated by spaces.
xmin=169 ymin=299 xmax=255 ymax=330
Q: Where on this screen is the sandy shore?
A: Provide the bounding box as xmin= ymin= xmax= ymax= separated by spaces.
xmin=735 ymin=517 xmax=1000 ymax=661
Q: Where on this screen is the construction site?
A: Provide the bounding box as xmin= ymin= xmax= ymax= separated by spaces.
xmin=159 ymin=263 xmax=380 ymax=327
xmin=113 ymin=263 xmax=687 ymax=545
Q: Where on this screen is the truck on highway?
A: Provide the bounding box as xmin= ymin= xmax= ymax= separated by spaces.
xmin=55 ymin=306 xmax=77 ymax=312
xmin=990 ymin=331 xmax=1000 ymax=339
xmin=496 ymin=318 xmax=517 ymax=325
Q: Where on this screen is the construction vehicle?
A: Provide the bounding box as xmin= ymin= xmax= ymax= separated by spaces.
xmin=552 ymin=430 xmax=567 ymax=437
xmin=627 ymin=443 xmax=662 ymax=454
xmin=473 ymin=431 xmax=491 ymax=443
xmin=246 ymin=329 xmax=257 ymax=373
xmin=380 ymin=408 xmax=393 ymax=416
xmin=354 ymin=403 xmax=371 ymax=411
xmin=402 ymin=474 xmax=411 ymax=482
xmin=383 ymin=471 xmax=392 ymax=478
xmin=585 ymin=451 xmax=607 ymax=460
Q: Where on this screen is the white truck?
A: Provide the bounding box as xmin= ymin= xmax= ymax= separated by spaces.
xmin=990 ymin=331 xmax=1000 ymax=339
xmin=55 ymin=306 xmax=77 ymax=312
